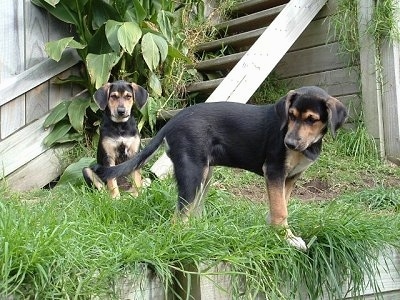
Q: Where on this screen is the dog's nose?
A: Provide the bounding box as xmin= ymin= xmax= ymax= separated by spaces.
xmin=117 ymin=107 xmax=126 ymax=116
xmin=285 ymin=141 xmax=297 ymax=150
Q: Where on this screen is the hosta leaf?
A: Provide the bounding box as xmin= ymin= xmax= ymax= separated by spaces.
xmin=44 ymin=121 xmax=72 ymax=147
xmin=118 ymin=21 xmax=142 ymax=54
xmin=148 ymin=72 xmax=162 ymax=96
xmin=86 ymin=53 xmax=121 ymax=89
xmin=45 ymin=37 xmax=85 ymax=61
xmin=56 ymin=157 xmax=96 ymax=187
xmin=132 ymin=0 xmax=147 ymax=23
xmin=157 ymin=10 xmax=174 ymax=44
xmin=168 ymin=45 xmax=190 ymax=62
xmin=142 ymin=33 xmax=159 ymax=71
xmin=68 ymin=98 xmax=91 ymax=133
xmin=91 ymin=1 xmax=118 ymax=30
xmin=152 ymin=34 xmax=168 ymax=63
xmin=105 ymin=20 xmax=122 ymax=52
xmin=43 ymin=101 xmax=71 ymax=128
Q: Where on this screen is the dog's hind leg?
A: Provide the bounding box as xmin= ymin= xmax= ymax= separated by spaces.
xmin=82 ymin=167 xmax=105 ymax=190
xmin=173 ymin=157 xmax=212 ymax=222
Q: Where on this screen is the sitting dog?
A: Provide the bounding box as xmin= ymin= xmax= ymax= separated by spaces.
xmin=90 ymin=86 xmax=347 ymax=249
xmin=82 ymin=80 xmax=148 ymax=198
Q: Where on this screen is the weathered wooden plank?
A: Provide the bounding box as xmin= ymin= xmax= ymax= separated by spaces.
xmin=25 ymin=0 xmax=48 ymax=68
xmin=232 ymin=0 xmax=288 ymax=14
xmin=5 ymin=146 xmax=70 ymax=191
xmin=379 ymin=39 xmax=400 ymax=164
xmin=26 ymin=82 xmax=49 ymax=123
xmin=275 ymin=42 xmax=350 ymax=79
xmin=282 ymin=67 xmax=360 ymax=97
xmin=206 ymin=0 xmax=327 ymax=103
xmin=216 ymin=4 xmax=285 ymax=34
xmin=357 ymin=0 xmax=385 ymax=157
xmin=0 ymin=1 xmax=24 ymax=82
xmin=0 ymin=49 xmax=81 ymax=107
xmin=0 ymin=114 xmax=50 ymax=177
xmin=289 ymin=17 xmax=335 ymax=51
xmin=0 ymin=95 xmax=26 ymax=139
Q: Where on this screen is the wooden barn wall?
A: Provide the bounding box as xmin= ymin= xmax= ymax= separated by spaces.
xmin=0 ymin=0 xmax=81 ymax=190
xmin=274 ymin=0 xmax=361 ymax=123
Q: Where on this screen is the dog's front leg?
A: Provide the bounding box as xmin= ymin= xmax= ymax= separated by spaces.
xmin=105 ymin=159 xmax=120 ymax=199
xmin=127 ymin=170 xmax=142 ymax=197
xmin=264 ymin=167 xmax=307 ymax=250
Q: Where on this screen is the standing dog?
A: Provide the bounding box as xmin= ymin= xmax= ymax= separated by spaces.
xmin=90 ymin=86 xmax=347 ymax=249
xmin=82 ymin=80 xmax=148 ymax=198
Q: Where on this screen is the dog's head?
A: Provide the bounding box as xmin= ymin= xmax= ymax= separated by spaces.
xmin=275 ymin=86 xmax=348 ymax=152
xmin=93 ymin=80 xmax=148 ymax=123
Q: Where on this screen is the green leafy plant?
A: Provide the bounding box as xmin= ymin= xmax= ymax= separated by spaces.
xmin=32 ymin=0 xmax=205 ymax=146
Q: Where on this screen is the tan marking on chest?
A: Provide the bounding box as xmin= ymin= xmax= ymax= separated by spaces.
xmin=102 ymin=136 xmax=140 ymax=159
xmin=285 ymin=149 xmax=313 ymax=178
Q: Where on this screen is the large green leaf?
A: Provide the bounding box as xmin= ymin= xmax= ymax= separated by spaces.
xmin=105 ymin=20 xmax=122 ymax=53
xmin=43 ymin=121 xmax=72 ymax=147
xmin=132 ymin=0 xmax=147 ymax=24
xmin=142 ymin=33 xmax=167 ymax=71
xmin=86 ymin=53 xmax=121 ymax=89
xmin=43 ymin=101 xmax=71 ymax=128
xmin=33 ymin=0 xmax=59 ymax=7
xmin=91 ymin=1 xmax=119 ymax=30
xmin=157 ymin=10 xmax=174 ymax=44
xmin=168 ymin=45 xmax=191 ymax=62
xmin=87 ymin=25 xmax=113 ymax=54
xmin=117 ymin=22 xmax=142 ymax=54
xmin=148 ymin=72 xmax=162 ymax=96
xmin=68 ymin=98 xmax=91 ymax=133
xmin=45 ymin=37 xmax=85 ymax=61
xmin=56 ymin=157 xmax=96 ymax=187
xmin=31 ymin=0 xmax=80 ymax=25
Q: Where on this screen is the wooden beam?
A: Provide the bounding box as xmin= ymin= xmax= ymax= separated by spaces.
xmin=379 ymin=20 xmax=400 ymax=164
xmin=150 ymin=0 xmax=327 ymax=177
xmin=0 ymin=114 xmax=51 ymax=177
xmin=0 ymin=49 xmax=81 ymax=107
xmin=357 ymin=0 xmax=385 ymax=157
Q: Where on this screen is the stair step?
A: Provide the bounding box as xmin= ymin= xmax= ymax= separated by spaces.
xmin=196 ymin=27 xmax=266 ymax=53
xmin=186 ymin=78 xmax=223 ymax=93
xmin=195 ymin=52 xmax=245 ymax=72
xmin=216 ymin=4 xmax=285 ymax=34
xmin=232 ymin=0 xmax=289 ymax=14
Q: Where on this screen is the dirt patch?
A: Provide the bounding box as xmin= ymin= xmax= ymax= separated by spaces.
xmin=217 ymin=168 xmax=400 ymax=203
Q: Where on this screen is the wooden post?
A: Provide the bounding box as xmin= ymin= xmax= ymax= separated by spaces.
xmin=379 ymin=15 xmax=400 ymax=164
xmin=358 ymin=0 xmax=386 ymax=157
xmin=151 ymin=0 xmax=327 ymax=177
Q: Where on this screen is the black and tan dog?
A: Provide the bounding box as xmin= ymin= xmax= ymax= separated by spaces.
xmin=82 ymin=80 xmax=148 ymax=198
xmin=90 ymin=86 xmax=347 ymax=249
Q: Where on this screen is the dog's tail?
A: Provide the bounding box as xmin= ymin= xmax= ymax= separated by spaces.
xmin=93 ymin=128 xmax=167 ymax=182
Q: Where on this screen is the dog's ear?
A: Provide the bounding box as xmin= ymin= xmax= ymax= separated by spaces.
xmin=275 ymin=90 xmax=296 ymax=130
xmin=326 ymin=97 xmax=348 ymax=137
xmin=93 ymin=83 xmax=111 ymax=111
xmin=131 ymin=83 xmax=148 ymax=109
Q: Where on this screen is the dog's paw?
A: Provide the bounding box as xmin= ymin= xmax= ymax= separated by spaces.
xmin=142 ymin=178 xmax=152 ymax=188
xmin=286 ymin=235 xmax=307 ymax=251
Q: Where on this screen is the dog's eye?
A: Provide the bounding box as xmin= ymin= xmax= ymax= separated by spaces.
xmin=124 ymin=95 xmax=132 ymax=100
xmin=110 ymin=94 xmax=118 ymax=100
xmin=288 ymin=112 xmax=296 ymax=121
xmin=305 ymin=116 xmax=317 ymax=125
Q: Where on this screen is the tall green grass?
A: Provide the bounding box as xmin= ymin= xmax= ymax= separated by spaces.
xmin=1 ymin=178 xmax=399 ymax=299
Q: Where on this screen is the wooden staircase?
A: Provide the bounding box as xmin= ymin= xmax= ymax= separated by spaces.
xmin=186 ymin=0 xmax=289 ymax=98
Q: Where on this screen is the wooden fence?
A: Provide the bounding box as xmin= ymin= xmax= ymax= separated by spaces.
xmin=0 ymin=1 xmax=81 ymax=190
